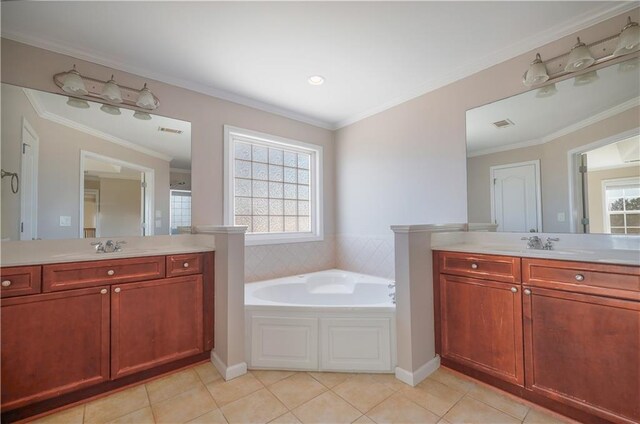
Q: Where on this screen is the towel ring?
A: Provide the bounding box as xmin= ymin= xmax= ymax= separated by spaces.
xmin=1 ymin=169 xmax=19 ymax=194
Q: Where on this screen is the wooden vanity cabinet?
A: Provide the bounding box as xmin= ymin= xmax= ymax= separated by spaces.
xmin=1 ymin=251 xmax=214 ymax=418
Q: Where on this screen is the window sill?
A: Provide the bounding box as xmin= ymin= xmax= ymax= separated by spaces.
xmin=245 ymin=233 xmax=324 ymax=246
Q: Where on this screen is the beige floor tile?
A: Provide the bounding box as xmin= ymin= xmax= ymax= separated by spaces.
xmin=84 ymin=385 xmax=150 ymax=424
xmin=105 ymin=407 xmax=155 ymax=424
xmin=187 ymin=409 xmax=228 ymax=424
xmin=251 ymin=370 xmax=296 ymax=386
xmin=206 ymin=373 xmax=264 ymax=407
xmin=152 ymin=385 xmax=217 ymax=424
xmin=146 ymin=368 xmax=203 ymax=404
xmin=30 ymin=405 xmax=85 ymax=424
xmin=443 ymin=396 xmax=520 ymax=424
xmin=194 ymin=362 xmax=225 ymax=385
xmin=268 ymin=373 xmax=326 ymax=409
xmin=332 ymin=374 xmax=395 ymax=413
xmin=401 ymin=378 xmax=465 ymax=416
xmin=221 ymin=388 xmax=288 ymax=424
xmin=292 ymin=392 xmax=362 ymax=424
xmin=467 ymin=383 xmax=529 ymax=420
xmin=307 ymin=372 xmax=353 ymax=389
xmin=428 ymin=369 xmax=476 ymax=394
xmin=437 ymin=420 xmax=452 ymax=424
xmin=352 ymin=416 xmax=375 ymax=424
xmin=366 ymin=373 xmax=410 ymax=391
xmin=269 ymin=412 xmax=303 ymax=424
xmin=366 ymin=393 xmax=440 ymax=424
xmin=523 ymin=407 xmax=574 ymax=424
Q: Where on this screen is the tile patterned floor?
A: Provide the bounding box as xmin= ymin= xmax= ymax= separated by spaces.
xmin=29 ymin=365 xmax=578 ymax=424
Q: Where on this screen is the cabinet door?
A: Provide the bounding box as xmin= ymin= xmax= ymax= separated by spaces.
xmin=1 ymin=287 xmax=110 ymax=410
xmin=523 ymin=286 xmax=640 ymax=424
xmin=111 ymin=275 xmax=204 ymax=379
xmin=440 ymin=274 xmax=524 ymax=386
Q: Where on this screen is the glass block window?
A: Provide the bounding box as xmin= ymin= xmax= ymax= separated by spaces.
xmin=224 ymin=126 xmax=323 ymax=244
xmin=170 ymin=189 xmax=192 ymax=235
xmin=603 ymin=178 xmax=640 ymax=234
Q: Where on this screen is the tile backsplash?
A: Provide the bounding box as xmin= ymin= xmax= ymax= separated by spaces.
xmin=336 ymin=234 xmax=395 ymax=280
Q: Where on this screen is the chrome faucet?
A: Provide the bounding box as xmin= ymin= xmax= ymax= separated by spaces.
xmin=91 ymin=240 xmax=126 ymax=253
xmin=542 ymin=237 xmax=560 ymax=250
xmin=521 ymin=236 xmax=543 ymax=250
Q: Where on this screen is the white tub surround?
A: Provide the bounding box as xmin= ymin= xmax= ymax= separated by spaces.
xmin=0 ymin=234 xmax=215 ymax=267
xmin=391 ymin=224 xmax=468 ymax=386
xmin=194 ymin=226 xmax=248 ymax=380
xmin=431 ymin=231 xmax=640 ymax=266
xmin=245 ymin=270 xmax=396 ymax=372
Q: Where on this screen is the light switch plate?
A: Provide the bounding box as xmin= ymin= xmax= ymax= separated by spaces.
xmin=60 ymin=216 xmax=71 ymax=227
xmin=155 ymin=219 xmax=162 ymax=228
xmin=557 ymin=212 xmax=566 ymax=222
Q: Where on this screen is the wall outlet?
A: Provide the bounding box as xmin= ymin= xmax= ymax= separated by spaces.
xmin=155 ymin=219 xmax=162 ymax=228
xmin=557 ymin=212 xmax=566 ymax=222
xmin=59 ymin=216 xmax=71 ymax=227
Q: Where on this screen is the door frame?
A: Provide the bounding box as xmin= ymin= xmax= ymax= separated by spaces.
xmin=20 ymin=117 xmax=39 ymax=240
xmin=79 ymin=150 xmax=154 ymax=238
xmin=490 ymin=160 xmax=542 ymax=232
xmin=566 ymin=127 xmax=639 ymax=233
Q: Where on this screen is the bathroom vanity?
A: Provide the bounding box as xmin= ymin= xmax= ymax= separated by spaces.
xmin=433 ymin=249 xmax=639 ymax=424
xmin=0 ymin=248 xmax=215 ymax=420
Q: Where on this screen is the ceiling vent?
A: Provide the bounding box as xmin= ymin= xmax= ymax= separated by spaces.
xmin=492 ymin=119 xmax=514 ymax=129
xmin=158 ymin=126 xmax=183 ymax=134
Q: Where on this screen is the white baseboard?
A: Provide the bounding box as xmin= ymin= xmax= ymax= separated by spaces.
xmin=395 ymin=355 xmax=440 ymax=387
xmin=211 ymin=351 xmax=248 ymax=381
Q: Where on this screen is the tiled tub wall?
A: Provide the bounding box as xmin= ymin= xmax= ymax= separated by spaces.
xmin=336 ymin=234 xmax=395 ymax=280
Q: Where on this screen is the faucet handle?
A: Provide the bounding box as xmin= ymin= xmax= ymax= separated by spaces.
xmin=90 ymin=241 xmax=105 ymax=253
xmin=114 ymin=240 xmax=127 ymax=251
xmin=521 ymin=237 xmax=530 ymax=240
xmin=547 ymin=237 xmax=560 ymax=241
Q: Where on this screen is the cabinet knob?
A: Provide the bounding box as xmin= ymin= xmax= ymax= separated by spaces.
xmin=183 ymin=262 xmax=189 ymax=268
xmin=114 ymin=287 xmax=121 ymax=293
xmin=510 ymin=287 xmax=518 ymax=293
xmin=100 ymin=288 xmax=107 ymax=294
xmin=575 ymin=274 xmax=585 ymax=282
xmin=1 ymin=280 xmax=12 ymax=287
xmin=524 ymin=289 xmax=532 ymax=295
xmin=471 ymin=263 xmax=479 ymax=269
xmin=107 ymin=269 xmax=115 ymax=276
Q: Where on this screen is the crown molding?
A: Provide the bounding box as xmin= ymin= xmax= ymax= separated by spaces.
xmin=334 ymin=2 xmax=638 ymax=129
xmin=23 ymin=88 xmax=173 ymax=162
xmin=2 ymin=30 xmax=335 ymax=131
xmin=4 ymin=2 xmax=637 ymax=131
xmin=468 ymin=97 xmax=640 ymax=158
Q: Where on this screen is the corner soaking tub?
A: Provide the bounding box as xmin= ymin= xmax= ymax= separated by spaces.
xmin=245 ymin=269 xmax=396 ymax=372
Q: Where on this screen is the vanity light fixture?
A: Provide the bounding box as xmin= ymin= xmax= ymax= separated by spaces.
xmin=133 ymin=111 xmax=152 ymax=120
xmin=66 ymin=97 xmax=90 ymax=109
xmin=523 ymin=53 xmax=549 ymax=87
xmin=100 ymin=104 xmax=121 ymax=115
xmin=308 ymin=75 xmax=325 ymax=86
xmin=61 ymin=65 xmax=88 ymax=96
xmin=565 ymin=38 xmax=595 ymax=72
xmin=535 ymin=83 xmax=557 ymax=98
xmin=101 ymin=75 xmax=123 ymax=103
xmin=136 ymin=83 xmax=157 ymax=110
xmin=614 ymin=17 xmax=640 ymax=56
xmin=574 ymin=70 xmax=599 ymax=86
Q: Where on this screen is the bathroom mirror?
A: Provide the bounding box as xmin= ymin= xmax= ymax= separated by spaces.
xmin=466 ymin=56 xmax=640 ymax=234
xmin=1 ymin=83 xmax=192 ymax=240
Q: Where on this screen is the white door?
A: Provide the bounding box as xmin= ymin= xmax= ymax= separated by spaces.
xmin=20 ymin=118 xmax=39 ymax=240
xmin=491 ymin=161 xmax=541 ymax=232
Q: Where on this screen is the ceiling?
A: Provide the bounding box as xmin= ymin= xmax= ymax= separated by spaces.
xmin=586 ymin=136 xmax=640 ymax=170
xmin=466 ymin=57 xmax=640 ymax=156
xmin=1 ymin=2 xmax=635 ymax=129
xmin=25 ymin=88 xmax=192 ymax=169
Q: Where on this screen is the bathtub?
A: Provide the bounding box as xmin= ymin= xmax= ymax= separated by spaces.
xmin=245 ymin=269 xmax=396 ymax=373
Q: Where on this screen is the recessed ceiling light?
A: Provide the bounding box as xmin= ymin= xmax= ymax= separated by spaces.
xmin=308 ymin=75 xmax=325 ymax=86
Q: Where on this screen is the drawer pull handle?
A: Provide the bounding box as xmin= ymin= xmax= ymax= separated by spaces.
xmin=575 ymin=274 xmax=585 ymax=282
xmin=1 ymin=280 xmax=12 ymax=287
xmin=510 ymin=287 xmax=518 ymax=293
xmin=114 ymin=287 xmax=121 ymax=293
xmin=524 ymin=289 xmax=532 ymax=295
xmin=100 ymin=289 xmax=107 ymax=294
xmin=183 ymin=262 xmax=189 ymax=268
xmin=471 ymin=263 xmax=479 ymax=269
xmin=107 ymin=269 xmax=115 ymax=276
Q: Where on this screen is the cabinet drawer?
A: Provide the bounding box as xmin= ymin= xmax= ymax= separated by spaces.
xmin=43 ymin=256 xmax=165 ymax=292
xmin=523 ymin=259 xmax=640 ymax=301
xmin=437 ymin=251 xmax=521 ymax=283
xmin=166 ymin=253 xmax=204 ymax=277
xmin=0 ymin=266 xmax=42 ymax=298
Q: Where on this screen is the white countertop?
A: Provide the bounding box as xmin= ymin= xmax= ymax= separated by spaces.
xmin=1 ymin=234 xmax=216 ymax=267
xmin=434 ymin=243 xmax=640 ymax=266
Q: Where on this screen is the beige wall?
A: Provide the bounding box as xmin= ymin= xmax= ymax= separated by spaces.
xmin=1 ymin=83 xmax=170 ymax=240
xmin=170 ymin=170 xmax=192 ymax=191
xmin=587 ymin=166 xmax=640 ymax=233
xmin=467 ymin=107 xmax=639 ymax=232
xmin=334 ymin=11 xmax=638 ymax=241
xmin=99 ymin=177 xmax=143 ymax=237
